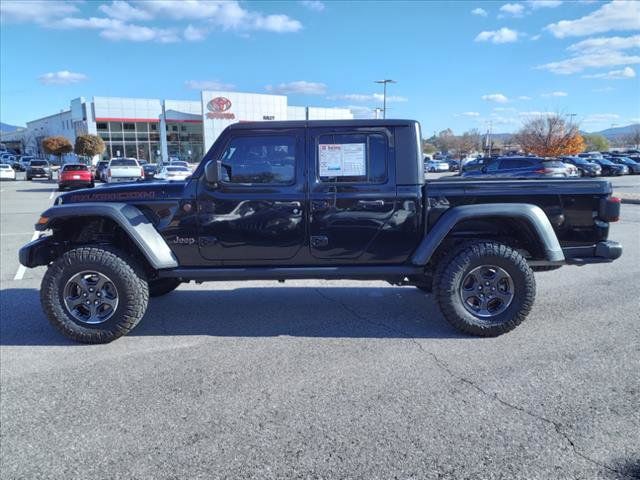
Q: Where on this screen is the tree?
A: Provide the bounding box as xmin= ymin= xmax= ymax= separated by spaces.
xmin=422 ymin=140 xmax=437 ymax=154
xmin=625 ymin=125 xmax=640 ymax=149
xmin=515 ymin=115 xmax=581 ymax=157
xmin=457 ymin=129 xmax=482 ymax=154
xmin=434 ymin=128 xmax=457 ymax=152
xmin=42 ymin=136 xmax=73 ymax=162
xmin=74 ymin=134 xmax=105 ymax=160
xmin=583 ymin=133 xmax=610 ymax=152
xmin=564 ymin=134 xmax=586 ymax=155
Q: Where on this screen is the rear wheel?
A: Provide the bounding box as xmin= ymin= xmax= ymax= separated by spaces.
xmin=41 ymin=247 xmax=149 ymax=343
xmin=434 ymin=241 xmax=535 ymax=336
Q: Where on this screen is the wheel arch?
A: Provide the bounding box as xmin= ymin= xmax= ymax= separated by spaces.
xmin=411 ymin=203 xmax=564 ymax=266
xmin=34 ymin=203 xmax=178 ymax=270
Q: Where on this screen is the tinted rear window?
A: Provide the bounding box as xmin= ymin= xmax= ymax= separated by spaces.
xmin=30 ymin=160 xmax=47 ymax=166
xmin=167 ymin=166 xmax=189 ymax=172
xmin=63 ymin=165 xmax=88 ymax=171
xmin=110 ymin=159 xmax=138 ymax=167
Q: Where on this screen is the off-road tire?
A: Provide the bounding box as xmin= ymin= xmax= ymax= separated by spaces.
xmin=434 ymin=241 xmax=536 ymax=336
xmin=41 ymin=246 xmax=149 ymax=343
xmin=149 ymin=278 xmax=181 ymax=297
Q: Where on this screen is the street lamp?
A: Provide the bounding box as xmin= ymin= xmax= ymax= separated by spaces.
xmin=374 ymin=79 xmax=396 ymax=119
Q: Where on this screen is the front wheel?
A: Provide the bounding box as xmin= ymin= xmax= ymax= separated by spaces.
xmin=41 ymin=247 xmax=149 ymax=343
xmin=434 ymin=241 xmax=536 ymax=336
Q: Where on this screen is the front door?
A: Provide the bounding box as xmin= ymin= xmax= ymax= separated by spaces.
xmin=197 ymin=129 xmax=306 ymax=262
xmin=307 ymin=126 xmax=398 ymax=262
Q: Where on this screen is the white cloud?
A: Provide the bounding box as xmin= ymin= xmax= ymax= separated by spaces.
xmin=546 ymin=0 xmax=640 ymax=38
xmin=300 ymin=1 xmax=325 ymax=11
xmin=103 ymin=23 xmax=179 ymax=42
xmin=541 ymin=91 xmax=568 ymax=97
xmin=528 ymin=0 xmax=562 ymax=9
xmin=471 ymin=7 xmax=488 ymax=17
xmin=184 ymin=24 xmax=207 ymax=41
xmin=185 ymin=80 xmax=235 ymax=91
xmin=481 ymin=93 xmax=509 ymax=103
xmin=629 ymin=117 xmax=640 ymax=123
xmin=592 ymin=86 xmax=615 ymax=92
xmin=567 ymin=35 xmax=640 ymax=54
xmin=583 ymin=66 xmax=636 ymax=79
xmin=0 ymin=0 xmax=77 ymax=24
xmin=530 ymin=34 xmax=541 ymax=41
xmin=583 ymin=113 xmax=620 ymax=123
xmin=266 ymin=81 xmax=327 ymax=95
xmin=38 ymin=70 xmax=88 ymax=85
xmin=537 ymin=51 xmax=640 ymax=74
xmin=327 ymin=93 xmax=408 ymax=103
xmin=475 ymin=27 xmax=519 ymax=44
xmin=518 ymin=95 xmax=533 ymax=100
xmin=494 ymin=107 xmax=517 ymax=112
xmin=518 ymin=111 xmax=555 ymax=117
xmin=499 ymin=3 xmax=525 ymax=17
xmin=458 ymin=112 xmax=481 ymax=117
xmin=99 ymin=1 xmax=152 ymax=21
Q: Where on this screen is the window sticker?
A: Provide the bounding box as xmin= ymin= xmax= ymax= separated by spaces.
xmin=319 ymin=143 xmax=366 ymax=177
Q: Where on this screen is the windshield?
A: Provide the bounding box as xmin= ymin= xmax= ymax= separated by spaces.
xmin=598 ymin=159 xmax=615 ymax=165
xmin=167 ymin=166 xmax=189 ymax=172
xmin=30 ymin=160 xmax=47 ymax=166
xmin=110 ymin=159 xmax=138 ymax=167
xmin=0 ymin=164 xmax=11 ymax=169
xmin=63 ymin=165 xmax=88 ymax=171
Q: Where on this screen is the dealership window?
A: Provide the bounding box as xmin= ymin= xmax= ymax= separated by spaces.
xmin=123 ymin=123 xmax=135 ymax=130
xmin=221 ymin=135 xmax=296 ymax=185
xmin=97 ymin=123 xmax=108 ymax=131
xmin=317 ymin=132 xmax=387 ymax=183
xmin=110 ymin=122 xmax=122 ymax=132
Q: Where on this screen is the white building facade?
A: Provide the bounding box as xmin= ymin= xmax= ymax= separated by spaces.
xmin=2 ymin=92 xmax=353 ymax=164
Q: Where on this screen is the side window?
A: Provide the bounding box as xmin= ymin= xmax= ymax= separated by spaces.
xmin=501 ymin=159 xmax=530 ymax=169
xmin=486 ymin=161 xmax=500 ymax=171
xmin=317 ymin=132 xmax=387 ymax=183
xmin=220 ymin=135 xmax=296 ymax=185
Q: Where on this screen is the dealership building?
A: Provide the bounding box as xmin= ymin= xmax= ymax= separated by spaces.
xmin=1 ymin=92 xmax=354 ymax=163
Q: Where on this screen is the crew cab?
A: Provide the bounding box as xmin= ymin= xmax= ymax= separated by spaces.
xmin=19 ymin=120 xmax=623 ymax=343
xmin=106 ymin=157 xmax=143 ymax=183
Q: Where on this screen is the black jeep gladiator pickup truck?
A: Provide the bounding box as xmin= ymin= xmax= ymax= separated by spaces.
xmin=19 ymin=120 xmax=622 ymax=343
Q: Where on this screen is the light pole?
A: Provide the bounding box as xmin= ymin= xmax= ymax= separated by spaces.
xmin=567 ymin=113 xmax=577 ymax=125
xmin=374 ymin=79 xmax=396 ymax=119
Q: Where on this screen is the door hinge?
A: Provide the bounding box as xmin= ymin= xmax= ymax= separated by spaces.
xmin=311 ymin=235 xmax=329 ymax=248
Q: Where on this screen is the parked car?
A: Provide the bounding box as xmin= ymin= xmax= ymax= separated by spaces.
xmin=58 ymin=164 xmax=94 ymax=190
xmin=155 ymin=165 xmax=191 ymax=181
xmin=18 ymin=119 xmax=623 ymax=343
xmin=142 ymin=163 xmax=158 ymax=180
xmin=95 ymin=160 xmax=110 ymax=182
xmin=169 ymin=160 xmax=190 ymax=169
xmin=460 ymin=157 xmax=490 ymax=174
xmin=16 ymin=155 xmax=34 ymax=171
xmin=560 ymin=156 xmax=601 ymax=177
xmin=447 ymin=159 xmax=460 ymax=172
xmin=462 ymin=156 xmax=569 ymax=179
xmin=563 ymin=162 xmax=579 ymax=177
xmin=426 ymin=159 xmax=450 ymax=173
xmin=25 ymin=159 xmax=52 ymax=181
xmin=106 ymin=158 xmax=144 ymax=183
xmin=590 ymin=158 xmax=628 ymax=176
xmin=0 ymin=163 xmax=16 ymax=180
xmin=606 ymin=156 xmax=640 ymax=174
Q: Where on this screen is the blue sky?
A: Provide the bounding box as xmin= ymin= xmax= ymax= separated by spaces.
xmin=1 ymin=0 xmax=639 ymax=134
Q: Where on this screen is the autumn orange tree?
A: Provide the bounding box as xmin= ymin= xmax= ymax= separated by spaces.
xmin=42 ymin=136 xmax=73 ymax=161
xmin=515 ymin=115 xmax=583 ymax=157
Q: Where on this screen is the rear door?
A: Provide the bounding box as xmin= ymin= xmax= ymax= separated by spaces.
xmin=197 ymin=129 xmax=306 ymax=262
xmin=307 ymin=126 xmax=398 ymax=262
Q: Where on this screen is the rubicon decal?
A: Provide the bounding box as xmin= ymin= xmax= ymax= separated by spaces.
xmin=206 ymin=97 xmax=235 ymax=120
xmin=68 ymin=191 xmax=157 ymax=202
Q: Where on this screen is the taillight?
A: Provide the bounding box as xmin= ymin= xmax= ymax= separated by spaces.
xmin=534 ymin=168 xmax=553 ymax=174
xmin=599 ymin=196 xmax=621 ymax=222
xmin=141 ymin=167 xmax=144 ymax=177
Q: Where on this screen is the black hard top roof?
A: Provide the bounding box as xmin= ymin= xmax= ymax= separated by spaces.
xmin=226 ymin=119 xmax=419 ymax=130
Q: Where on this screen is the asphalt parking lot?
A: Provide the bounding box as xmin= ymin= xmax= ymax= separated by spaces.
xmin=1 ymin=174 xmax=639 ymax=479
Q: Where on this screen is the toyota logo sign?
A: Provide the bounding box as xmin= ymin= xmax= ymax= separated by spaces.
xmin=207 ymin=97 xmax=232 ymax=112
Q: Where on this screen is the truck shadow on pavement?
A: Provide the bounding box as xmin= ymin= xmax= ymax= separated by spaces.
xmin=0 ymin=286 xmax=464 ymax=346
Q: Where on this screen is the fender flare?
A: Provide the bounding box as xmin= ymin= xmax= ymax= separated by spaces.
xmin=410 ymin=203 xmax=564 ymax=266
xmin=35 ymin=202 xmax=178 ymax=269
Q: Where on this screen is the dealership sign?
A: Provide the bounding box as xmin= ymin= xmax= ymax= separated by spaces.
xmin=206 ymin=97 xmax=235 ymax=119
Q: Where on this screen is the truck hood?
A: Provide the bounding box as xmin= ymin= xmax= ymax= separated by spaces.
xmin=56 ymin=181 xmax=187 ymax=205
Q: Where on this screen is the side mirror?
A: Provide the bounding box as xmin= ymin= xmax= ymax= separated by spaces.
xmin=204 ymin=160 xmax=221 ymax=184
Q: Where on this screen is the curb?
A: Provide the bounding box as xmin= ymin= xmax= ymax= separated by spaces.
xmin=620 ymin=197 xmax=640 ymax=205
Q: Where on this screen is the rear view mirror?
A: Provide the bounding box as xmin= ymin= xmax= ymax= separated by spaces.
xmin=204 ymin=160 xmax=221 ymax=184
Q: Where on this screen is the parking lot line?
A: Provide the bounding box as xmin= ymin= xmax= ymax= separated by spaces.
xmin=13 ymin=231 xmax=39 ymax=281
xmin=49 ymin=189 xmax=55 ymax=200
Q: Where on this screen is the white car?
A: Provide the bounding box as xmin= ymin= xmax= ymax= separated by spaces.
xmin=426 ymin=160 xmax=450 ymax=172
xmin=0 ymin=163 xmax=16 ymax=180
xmin=155 ymin=165 xmax=192 ymax=181
xmin=106 ymin=158 xmax=143 ymax=183
xmin=563 ymin=162 xmax=579 ymax=177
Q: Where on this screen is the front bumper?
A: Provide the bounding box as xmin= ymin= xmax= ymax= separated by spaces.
xmin=19 ymin=235 xmax=56 ymax=268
